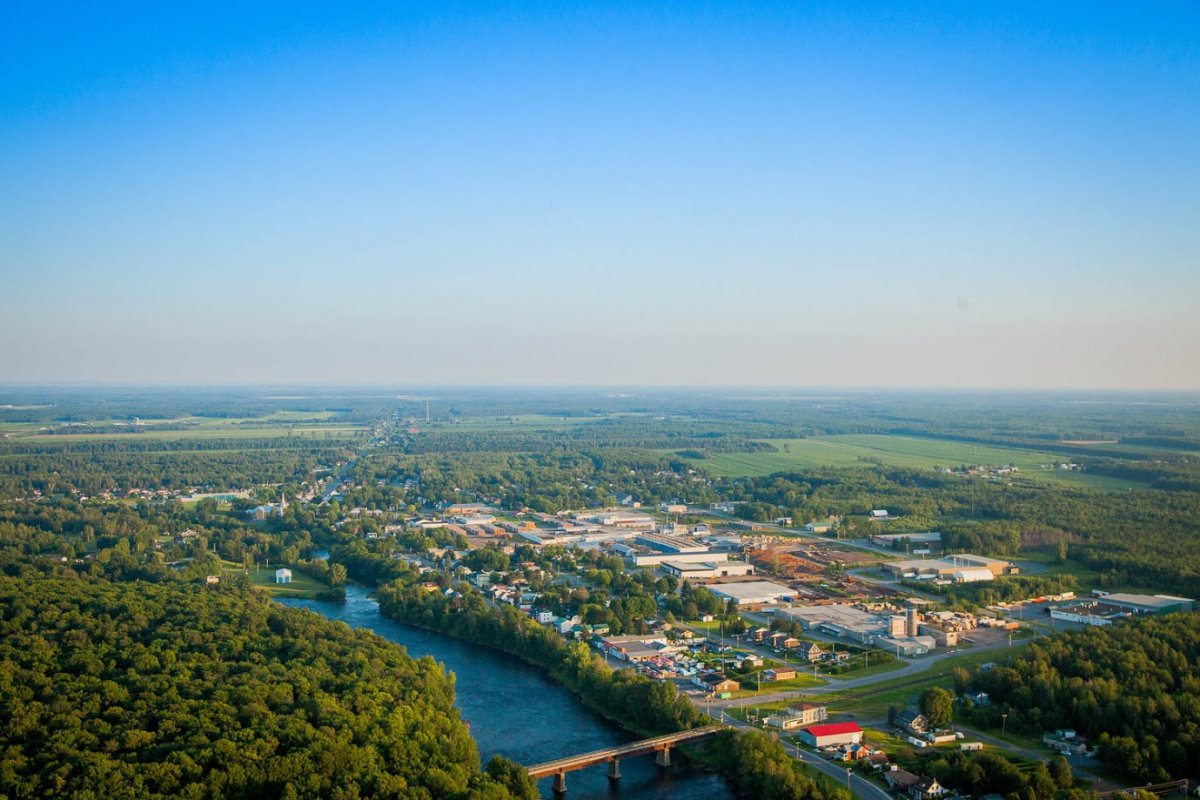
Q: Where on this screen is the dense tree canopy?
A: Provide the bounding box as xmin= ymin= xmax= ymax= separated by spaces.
xmin=0 ymin=577 xmax=531 ymax=800
xmin=970 ymin=611 xmax=1200 ymax=782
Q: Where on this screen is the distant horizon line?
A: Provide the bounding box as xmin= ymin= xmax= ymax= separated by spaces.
xmin=2 ymin=381 xmax=1200 ymax=396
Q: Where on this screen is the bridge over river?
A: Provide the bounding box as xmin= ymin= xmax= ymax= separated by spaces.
xmin=527 ymin=725 xmax=726 ymax=795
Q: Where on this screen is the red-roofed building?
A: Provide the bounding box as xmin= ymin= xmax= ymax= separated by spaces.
xmin=797 ymin=722 xmax=864 ymax=748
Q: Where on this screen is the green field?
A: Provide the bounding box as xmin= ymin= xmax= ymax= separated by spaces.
xmin=243 ymin=566 xmax=328 ymax=599
xmin=684 ymin=435 xmax=1148 ymax=491
xmin=0 ymin=411 xmax=361 ymax=443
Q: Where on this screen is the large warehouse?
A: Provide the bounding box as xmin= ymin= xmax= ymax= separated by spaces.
xmin=1093 ymin=593 xmax=1195 ymax=614
xmin=660 ymin=560 xmax=755 ymax=579
xmin=708 ymin=580 xmax=795 ymax=605
xmin=797 ymin=722 xmax=864 ymax=748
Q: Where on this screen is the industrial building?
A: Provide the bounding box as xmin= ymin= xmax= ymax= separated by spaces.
xmin=708 ymin=580 xmax=796 ymax=606
xmin=636 ymin=533 xmax=709 ymax=554
xmin=660 ymin=560 xmax=754 ymax=579
xmin=882 ymin=553 xmax=1017 ymax=582
xmin=1094 ymin=592 xmax=1195 ymax=614
xmin=1049 ymin=602 xmax=1130 ymax=627
xmin=1052 ymin=593 xmax=1195 ymax=626
xmin=780 ymin=604 xmax=892 ymax=643
xmin=871 ymin=532 xmax=941 ymax=548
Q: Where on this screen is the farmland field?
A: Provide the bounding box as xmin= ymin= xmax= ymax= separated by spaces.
xmin=0 ymin=411 xmax=361 ymax=443
xmin=683 ymin=435 xmax=1149 ymax=490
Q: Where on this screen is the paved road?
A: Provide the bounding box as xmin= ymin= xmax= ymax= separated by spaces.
xmin=707 ymin=709 xmax=891 ymax=800
xmin=950 ymin=722 xmax=1122 ymax=792
xmin=696 ymin=632 xmax=1033 ymax=709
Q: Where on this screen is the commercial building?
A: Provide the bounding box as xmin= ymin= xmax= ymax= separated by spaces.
xmin=708 ymin=580 xmax=796 ymax=606
xmin=766 ymin=703 xmax=828 ymax=730
xmin=797 ymin=722 xmax=864 ymax=748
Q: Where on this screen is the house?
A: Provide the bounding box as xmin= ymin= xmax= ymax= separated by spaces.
xmin=867 ymin=751 xmax=890 ymax=771
xmin=781 ymin=637 xmax=801 ymax=650
xmin=799 ymin=642 xmax=825 ymax=662
xmin=765 ymin=668 xmax=797 ymax=682
xmin=797 ymin=722 xmax=864 ymax=748
xmin=964 ymin=691 xmax=990 ymax=706
xmin=885 ymin=772 xmax=944 ymax=800
xmin=895 ymin=710 xmax=928 ymax=734
xmin=834 ymin=742 xmax=872 ymax=762
xmin=205 ymin=575 xmax=220 ymax=585
xmin=885 ymin=769 xmax=921 ymax=792
xmin=274 ymin=568 xmax=292 ymax=584
xmin=535 ymin=610 xmax=555 ymax=624
xmin=695 ymin=672 xmax=740 ymax=694
xmin=911 ymin=777 xmax=945 ymax=800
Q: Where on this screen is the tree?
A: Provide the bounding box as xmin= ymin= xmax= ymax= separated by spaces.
xmin=1049 ymin=755 xmax=1073 ymax=790
xmin=920 ymin=687 xmax=954 ymax=729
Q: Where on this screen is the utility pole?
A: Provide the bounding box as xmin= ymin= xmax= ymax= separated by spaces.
xmin=1001 ymin=713 xmax=1008 ymax=736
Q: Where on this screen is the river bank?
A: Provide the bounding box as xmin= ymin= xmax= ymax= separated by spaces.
xmin=281 ymin=586 xmax=734 ymax=800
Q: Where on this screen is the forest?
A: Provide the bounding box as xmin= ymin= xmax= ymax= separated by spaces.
xmin=0 ymin=576 xmax=535 ymax=800
xmin=968 ymin=612 xmax=1200 ymax=782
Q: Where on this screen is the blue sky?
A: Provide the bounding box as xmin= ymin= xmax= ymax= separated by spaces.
xmin=2 ymin=2 xmax=1197 ymax=387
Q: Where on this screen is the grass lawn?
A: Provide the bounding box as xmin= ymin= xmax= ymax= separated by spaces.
xmin=825 ymin=647 xmax=1032 ymax=720
xmin=242 ymin=566 xmax=329 ymax=599
xmin=822 ymin=658 xmax=908 ymax=681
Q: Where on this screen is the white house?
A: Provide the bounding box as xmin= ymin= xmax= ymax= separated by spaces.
xmin=275 ymin=568 xmax=293 ymax=584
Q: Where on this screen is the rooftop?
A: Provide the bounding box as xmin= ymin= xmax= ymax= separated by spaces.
xmin=802 ymin=722 xmax=862 ymax=737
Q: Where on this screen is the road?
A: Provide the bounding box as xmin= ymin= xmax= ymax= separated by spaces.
xmin=949 ymin=722 xmax=1122 ymax=792
xmin=694 ymin=630 xmax=1035 ymax=709
xmin=704 ymin=705 xmax=891 ymax=800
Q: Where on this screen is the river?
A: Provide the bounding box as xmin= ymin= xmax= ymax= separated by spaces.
xmin=281 ymin=585 xmax=735 ymax=800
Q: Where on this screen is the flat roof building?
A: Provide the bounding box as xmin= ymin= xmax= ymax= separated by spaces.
xmin=1050 ymin=602 xmax=1130 ymax=627
xmin=708 ymin=580 xmax=795 ymax=606
xmin=660 ymin=560 xmax=755 ymax=579
xmin=1096 ymin=592 xmax=1195 ymax=614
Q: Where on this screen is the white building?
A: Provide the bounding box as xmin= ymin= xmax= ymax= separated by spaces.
xmin=660 ymin=560 xmax=755 ymax=579
xmin=953 ymin=568 xmax=996 ymax=583
xmin=275 ymin=568 xmax=293 ymax=584
xmin=708 ymin=580 xmax=795 ymax=606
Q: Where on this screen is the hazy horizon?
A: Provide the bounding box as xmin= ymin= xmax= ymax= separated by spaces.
xmin=3 ymin=3 xmax=1198 ymax=389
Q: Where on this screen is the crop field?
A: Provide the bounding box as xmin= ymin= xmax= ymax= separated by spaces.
xmin=685 ymin=435 xmax=1148 ymax=490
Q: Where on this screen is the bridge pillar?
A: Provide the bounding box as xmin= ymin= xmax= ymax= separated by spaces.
xmin=552 ymin=770 xmax=567 ymax=796
xmin=656 ymin=746 xmax=671 ymax=768
xmin=607 ymin=758 xmax=621 ymax=784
